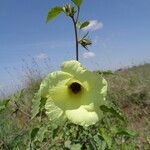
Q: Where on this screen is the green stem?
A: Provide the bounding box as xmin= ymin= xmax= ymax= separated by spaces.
xmin=72 ymin=16 xmax=79 ymax=61
xmin=76 ymin=7 xmax=80 ymax=23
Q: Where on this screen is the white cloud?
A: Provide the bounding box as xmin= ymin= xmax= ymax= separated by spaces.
xmin=83 ymin=20 xmax=103 ymax=31
xmin=83 ymin=51 xmax=95 ymax=58
xmin=35 ymin=53 xmax=49 ymax=60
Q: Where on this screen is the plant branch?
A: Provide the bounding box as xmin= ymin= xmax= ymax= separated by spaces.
xmin=71 ymin=16 xmax=79 ymax=61
xmin=76 ymin=6 xmax=80 ymax=23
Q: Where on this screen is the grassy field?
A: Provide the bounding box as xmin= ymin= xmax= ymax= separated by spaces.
xmin=105 ymin=63 xmax=150 ymax=149
xmin=0 ymin=63 xmax=150 ymax=149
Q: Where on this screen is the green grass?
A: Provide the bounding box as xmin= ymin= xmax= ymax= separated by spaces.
xmin=105 ymin=63 xmax=150 ymax=149
xmin=0 ymin=63 xmax=150 ymax=150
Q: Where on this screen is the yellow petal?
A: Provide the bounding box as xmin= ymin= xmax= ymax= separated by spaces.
xmin=69 ymin=69 xmax=107 ymax=106
xmin=65 ymin=103 xmax=99 ymax=126
xmin=39 ymin=71 xmax=72 ymax=98
xmin=61 ymin=60 xmax=86 ymax=76
xmin=48 ymin=79 xmax=84 ymax=110
xmin=36 ymin=60 xmax=108 ymax=127
xmin=45 ymin=98 xmax=64 ymax=122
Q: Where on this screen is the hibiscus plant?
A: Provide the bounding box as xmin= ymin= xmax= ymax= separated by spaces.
xmin=46 ymin=0 xmax=92 ymax=61
xmin=32 ymin=60 xmax=108 ymax=126
xmin=29 ymin=1 xmax=137 ymax=149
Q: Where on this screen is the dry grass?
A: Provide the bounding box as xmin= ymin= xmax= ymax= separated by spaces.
xmin=105 ymin=63 xmax=150 ymax=149
xmin=0 ymin=63 xmax=150 ymax=149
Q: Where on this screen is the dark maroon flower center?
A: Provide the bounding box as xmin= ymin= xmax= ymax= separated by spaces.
xmin=69 ymin=82 xmax=81 ymax=94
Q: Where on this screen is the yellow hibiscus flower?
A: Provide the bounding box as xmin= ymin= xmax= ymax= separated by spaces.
xmin=38 ymin=60 xmax=107 ymax=127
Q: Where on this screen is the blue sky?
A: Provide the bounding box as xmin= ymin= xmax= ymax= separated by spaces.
xmin=0 ymin=0 xmax=150 ymax=92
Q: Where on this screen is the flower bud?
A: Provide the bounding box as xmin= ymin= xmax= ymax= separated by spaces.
xmin=63 ymin=5 xmax=76 ymax=17
xmin=78 ymin=38 xmax=92 ymax=50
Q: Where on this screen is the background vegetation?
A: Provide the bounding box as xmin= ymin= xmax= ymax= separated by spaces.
xmin=0 ymin=63 xmax=150 ymax=150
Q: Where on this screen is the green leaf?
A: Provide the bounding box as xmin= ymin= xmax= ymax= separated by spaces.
xmin=99 ymin=128 xmax=112 ymax=149
xmin=100 ymin=141 xmax=107 ymax=150
xmin=65 ymin=140 xmax=71 ymax=149
xmin=93 ymin=135 xmax=103 ymax=147
xmin=80 ymin=21 xmax=89 ymax=29
xmin=70 ymin=144 xmax=82 ymax=150
xmin=52 ymin=126 xmax=59 ymax=139
xmin=76 ymin=21 xmax=89 ymax=29
xmin=40 ymin=97 xmax=47 ymax=110
xmin=100 ymin=105 xmax=125 ymax=122
xmin=31 ymin=93 xmax=41 ymax=119
xmin=76 ymin=21 xmax=81 ymax=29
xmin=80 ymin=31 xmax=89 ymax=40
xmin=88 ymin=139 xmax=97 ymax=150
xmin=110 ymin=127 xmax=137 ymax=137
xmin=147 ymin=135 xmax=150 ymax=144
xmin=98 ymin=70 xmax=114 ymax=75
xmin=46 ymin=6 xmax=63 ymax=23
xmin=35 ymin=127 xmax=47 ymax=142
xmin=30 ymin=127 xmax=39 ymax=141
xmin=0 ymin=99 xmax=10 ymax=113
xmin=71 ymin=0 xmax=83 ymax=7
